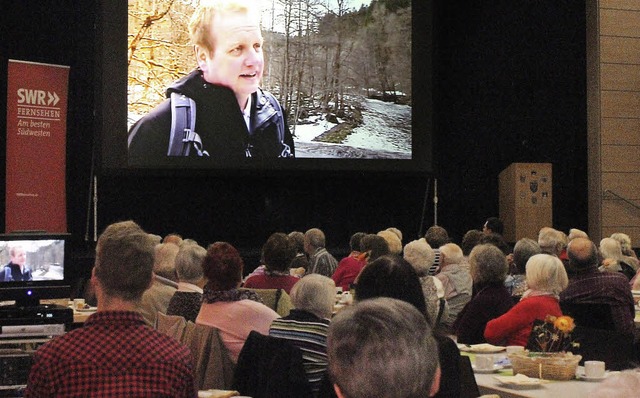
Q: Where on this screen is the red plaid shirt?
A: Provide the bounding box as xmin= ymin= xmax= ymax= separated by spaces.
xmin=24 ymin=311 xmax=196 ymax=397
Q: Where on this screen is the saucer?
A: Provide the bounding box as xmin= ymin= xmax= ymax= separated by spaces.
xmin=472 ymin=364 xmax=503 ymax=373
xmin=576 ymin=371 xmax=607 ymax=382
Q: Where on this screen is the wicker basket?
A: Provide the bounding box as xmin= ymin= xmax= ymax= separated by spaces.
xmin=508 ymin=351 xmax=581 ymax=380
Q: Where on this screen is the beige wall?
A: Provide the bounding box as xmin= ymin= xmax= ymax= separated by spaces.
xmin=587 ymin=0 xmax=640 ymax=247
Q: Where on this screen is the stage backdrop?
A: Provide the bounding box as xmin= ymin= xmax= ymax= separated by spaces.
xmin=5 ymin=59 xmax=69 ymax=233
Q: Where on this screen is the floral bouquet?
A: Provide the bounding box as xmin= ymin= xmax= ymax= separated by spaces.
xmin=529 ymin=315 xmax=578 ymax=352
xmin=509 ymin=314 xmax=581 ymax=380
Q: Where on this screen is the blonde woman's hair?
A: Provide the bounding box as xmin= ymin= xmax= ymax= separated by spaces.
xmin=525 ymin=254 xmax=568 ymax=295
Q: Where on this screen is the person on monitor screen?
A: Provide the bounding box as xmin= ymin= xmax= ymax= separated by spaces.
xmin=24 ymin=221 xmax=196 ymax=397
xmin=127 ymin=0 xmax=294 ymax=165
xmin=1 ymin=245 xmax=33 ymax=281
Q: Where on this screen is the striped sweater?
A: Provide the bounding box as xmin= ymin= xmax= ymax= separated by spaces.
xmin=269 ymin=309 xmax=331 ymax=393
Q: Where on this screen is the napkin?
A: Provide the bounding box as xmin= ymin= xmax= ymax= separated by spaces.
xmin=493 ymin=373 xmax=546 ymax=385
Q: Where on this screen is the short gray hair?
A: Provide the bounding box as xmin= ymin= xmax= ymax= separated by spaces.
xmin=512 ymin=238 xmax=541 ymax=274
xmin=525 ymin=254 xmax=568 ymax=295
xmin=175 ymin=243 xmax=206 ymax=284
xmin=304 ymin=228 xmax=326 ymax=249
xmin=468 ymin=244 xmax=508 ymax=284
xmin=439 ymin=243 xmax=464 ymax=266
xmin=403 ymin=238 xmax=434 ymax=276
xmin=290 ymin=274 xmax=335 ymax=319
xmin=328 ymin=297 xmax=439 ymax=398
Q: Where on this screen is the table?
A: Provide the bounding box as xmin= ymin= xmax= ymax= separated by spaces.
xmin=465 ymin=352 xmax=612 ymax=398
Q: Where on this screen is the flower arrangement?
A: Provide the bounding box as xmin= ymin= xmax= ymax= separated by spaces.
xmin=530 ymin=315 xmax=579 ymax=353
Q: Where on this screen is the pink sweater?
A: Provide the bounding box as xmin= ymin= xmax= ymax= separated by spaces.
xmin=484 ymin=295 xmax=562 ymax=347
xmin=196 ymin=300 xmax=279 ymax=362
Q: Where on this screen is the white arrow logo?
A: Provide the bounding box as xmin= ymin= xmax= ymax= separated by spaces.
xmin=47 ymin=91 xmax=59 ymax=106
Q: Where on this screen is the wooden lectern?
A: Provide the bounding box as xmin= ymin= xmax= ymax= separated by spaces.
xmin=499 ymin=163 xmax=552 ymax=243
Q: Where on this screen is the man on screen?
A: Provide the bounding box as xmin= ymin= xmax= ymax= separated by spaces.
xmin=1 ymin=245 xmax=33 ymax=281
xmin=128 ymin=0 xmax=294 ymax=165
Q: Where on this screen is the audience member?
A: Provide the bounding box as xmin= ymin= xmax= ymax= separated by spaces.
xmin=485 ymin=254 xmax=568 ymax=346
xmin=163 ymin=233 xmax=184 ymax=246
xmin=305 ymin=228 xmax=338 ymax=277
xmin=588 ymin=369 xmax=640 ymax=398
xmin=385 ymin=227 xmax=403 ymax=243
xmin=482 ymin=217 xmax=504 ymax=236
xmin=424 ymin=225 xmax=450 ymax=275
xmin=377 ymin=229 xmax=403 ymax=255
xmin=332 ymin=232 xmax=367 ymax=291
xmin=435 ymin=243 xmax=472 ymax=330
xmin=138 ymin=242 xmax=179 ymax=325
xmin=479 ymin=232 xmax=511 ymax=255
xmin=196 ymin=242 xmax=279 ymax=363
xmin=538 ymin=227 xmax=566 ymax=257
xmin=504 ymin=238 xmax=541 ymax=299
xmin=461 ymin=229 xmax=483 ymax=257
xmin=599 ymin=237 xmax=636 ymax=280
xmin=610 ymin=232 xmax=639 ymax=270
xmin=358 ymin=233 xmax=390 ymax=264
xmin=24 ymin=221 xmax=195 ymax=397
xmin=269 ymin=274 xmax=334 ymax=394
xmin=354 ymin=255 xmax=460 ymax=398
xmin=568 ymin=228 xmax=588 ymax=241
xmin=288 ymin=231 xmax=309 ymax=272
xmin=244 ymin=232 xmax=300 ymax=293
xmin=166 ymin=242 xmax=207 ymax=322
xmin=454 ymin=244 xmax=513 ymax=344
xmin=559 ymin=238 xmax=635 ymax=336
xmin=328 ymin=298 xmax=441 ymax=398
xmin=403 ymin=238 xmax=449 ymax=328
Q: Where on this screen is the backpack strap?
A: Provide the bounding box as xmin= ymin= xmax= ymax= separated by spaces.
xmin=168 ymin=92 xmax=209 ymax=157
xmin=262 ymin=92 xmax=292 ymax=158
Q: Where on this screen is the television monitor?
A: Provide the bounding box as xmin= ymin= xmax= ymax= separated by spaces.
xmin=0 ymin=233 xmax=71 ymax=307
xmin=97 ymin=0 xmax=433 ymax=175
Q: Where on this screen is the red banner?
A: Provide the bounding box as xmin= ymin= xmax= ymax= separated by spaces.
xmin=5 ymin=60 xmax=69 ymax=233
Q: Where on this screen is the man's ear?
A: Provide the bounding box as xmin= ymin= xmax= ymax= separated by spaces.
xmin=429 ymin=365 xmax=442 ymax=397
xmin=194 ymin=45 xmax=209 ymax=70
xmin=333 ymin=384 xmax=346 ymax=398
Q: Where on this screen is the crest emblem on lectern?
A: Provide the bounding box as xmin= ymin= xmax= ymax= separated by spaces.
xmin=530 ymin=181 xmax=538 ymax=193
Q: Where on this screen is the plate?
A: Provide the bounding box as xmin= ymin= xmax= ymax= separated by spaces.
xmin=458 ymin=343 xmax=506 ymax=353
xmin=472 ymin=364 xmax=503 ymax=373
xmin=493 ymin=374 xmax=546 ymax=388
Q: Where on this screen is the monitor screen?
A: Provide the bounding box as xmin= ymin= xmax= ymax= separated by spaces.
xmin=97 ymin=0 xmax=433 ymax=174
xmin=0 ymin=233 xmax=71 ymax=307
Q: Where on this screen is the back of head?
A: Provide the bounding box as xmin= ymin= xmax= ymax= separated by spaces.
xmin=262 ymin=232 xmax=296 ymax=272
xmin=288 ymin=231 xmax=305 ymax=254
xmin=153 ymin=243 xmax=180 ymax=281
xmin=468 ymin=244 xmax=508 ymax=284
xmin=484 ymin=217 xmax=504 ymax=235
xmin=94 ymin=221 xmax=155 ymax=302
xmin=162 ymin=233 xmax=183 ymax=246
xmin=438 ymin=243 xmax=464 ymax=267
xmin=568 ymin=228 xmax=588 ymax=241
xmin=479 ymin=232 xmax=511 ymax=255
xmin=525 ymin=254 xmax=568 ymax=295
xmin=202 ymin=242 xmax=244 ymax=291
xmin=305 ymin=228 xmax=326 ymax=251
xmin=424 ymin=225 xmax=450 ymax=248
xmin=359 ymin=234 xmax=390 ymax=263
xmin=385 ymin=227 xmax=403 ymax=243
xmin=538 ymin=227 xmax=566 ymax=256
xmin=610 ymin=233 xmax=633 ymax=255
xmin=290 ymin=274 xmax=335 ymax=319
xmin=512 ymin=238 xmax=541 ymax=274
xmin=567 ymin=237 xmax=598 ymax=271
xmin=403 ymin=238 xmax=435 ymax=276
xmin=377 ymin=230 xmax=403 ymax=255
xmin=355 ymin=255 xmax=427 ymax=317
xmin=328 ymin=297 xmax=439 ymax=398
xmin=461 ymin=229 xmax=483 ymax=256
xmin=599 ymin=237 xmax=623 ymax=261
xmin=349 ymin=232 xmax=367 ymax=253
xmin=175 ymin=242 xmax=207 ymax=284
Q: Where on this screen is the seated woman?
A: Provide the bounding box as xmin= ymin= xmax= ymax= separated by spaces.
xmin=196 ymin=242 xmax=280 ymax=363
xmin=453 ymin=244 xmax=514 ymax=344
xmin=435 ymin=243 xmax=473 ymax=331
xmin=269 ymin=274 xmax=334 ymax=395
xmin=355 ymin=254 xmax=461 ymax=398
xmin=484 ymin=254 xmax=569 ymax=346
xmin=244 ymin=232 xmax=300 ymax=294
xmin=166 ymin=242 xmax=207 ymax=322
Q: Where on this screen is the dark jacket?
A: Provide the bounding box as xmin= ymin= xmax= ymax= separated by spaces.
xmin=128 ymin=69 xmax=294 ymax=166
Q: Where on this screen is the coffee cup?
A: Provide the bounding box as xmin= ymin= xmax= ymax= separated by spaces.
xmin=584 ymin=360 xmax=605 ymax=378
xmin=73 ymin=298 xmax=86 ymax=310
xmin=475 ymin=355 xmax=494 ymax=370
